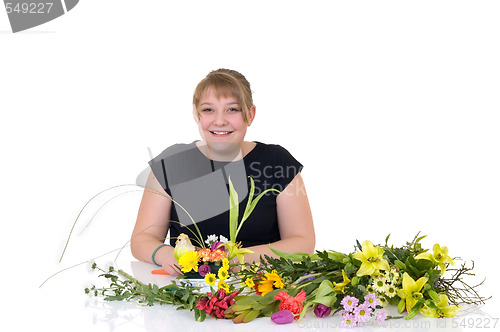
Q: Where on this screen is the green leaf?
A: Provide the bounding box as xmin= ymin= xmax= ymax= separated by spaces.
xmin=427 ymin=290 xmax=440 ymax=303
xmin=243 ymin=176 xmax=256 ymax=220
xmin=327 ymin=251 xmax=348 ymax=262
xmin=314 ymin=280 xmax=334 ymax=299
xmin=228 ymin=176 xmax=239 ymax=242
xmin=394 ymin=260 xmax=406 ymax=271
xmin=269 ymin=247 xmax=309 ymax=261
xmin=258 ymin=289 xmax=281 ymax=305
xmin=242 ymin=309 xmax=261 ymax=323
xmin=398 ymin=299 xmax=406 ymax=313
xmin=406 ymin=302 xmax=423 ymax=320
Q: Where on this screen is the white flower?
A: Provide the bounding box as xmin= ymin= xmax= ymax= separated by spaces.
xmin=378 ymin=296 xmax=388 ymax=307
xmin=205 ymin=234 xmax=218 ymax=245
xmin=372 ymin=277 xmax=388 ymax=293
xmin=385 ymin=284 xmax=397 ymax=298
xmin=219 ymin=235 xmax=229 ymax=243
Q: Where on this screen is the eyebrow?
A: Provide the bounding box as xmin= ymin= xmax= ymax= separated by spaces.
xmin=199 ymin=101 xmax=239 ymax=106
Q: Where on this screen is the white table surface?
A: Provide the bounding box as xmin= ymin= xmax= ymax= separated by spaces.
xmin=24 ymin=257 xmax=498 ymax=332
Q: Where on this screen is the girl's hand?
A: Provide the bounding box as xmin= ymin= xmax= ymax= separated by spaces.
xmin=156 ymin=245 xmax=182 ymax=276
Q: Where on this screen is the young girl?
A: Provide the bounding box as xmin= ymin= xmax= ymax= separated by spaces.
xmin=131 ymin=69 xmax=315 ymax=276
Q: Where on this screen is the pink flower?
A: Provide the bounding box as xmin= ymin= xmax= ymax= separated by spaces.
xmin=354 ymin=303 xmax=372 ymax=324
xmin=341 ymin=313 xmax=358 ymax=328
xmin=271 ymin=310 xmax=295 ymax=324
xmin=340 ymin=295 xmax=359 ymax=312
xmin=364 ymin=293 xmax=379 ymax=309
xmin=274 ymin=290 xmax=306 ymax=318
xmin=375 ymin=309 xmax=387 ymax=325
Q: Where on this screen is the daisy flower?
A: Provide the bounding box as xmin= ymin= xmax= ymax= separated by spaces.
xmin=364 ymin=293 xmax=379 ymax=309
xmin=340 ymin=296 xmax=359 ymax=312
xmin=205 ymin=234 xmax=218 ymax=246
xmin=366 ymin=284 xmax=375 ymax=294
xmin=341 ymin=313 xmax=358 ymax=328
xmin=218 ymin=280 xmax=230 ymax=292
xmin=372 ymin=277 xmax=388 ymax=293
xmin=375 ymin=309 xmax=388 ymax=325
xmin=204 ymin=273 xmax=216 ymax=287
xmin=354 ymin=303 xmax=372 ymax=324
xmin=378 ymin=296 xmax=388 ymax=307
xmin=385 ymin=284 xmax=397 ymax=298
xmin=222 ymin=258 xmax=229 ymax=270
xmin=218 ymin=267 xmax=229 ymax=281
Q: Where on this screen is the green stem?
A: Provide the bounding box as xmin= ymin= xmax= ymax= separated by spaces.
xmin=292 ymin=272 xmax=323 ymax=286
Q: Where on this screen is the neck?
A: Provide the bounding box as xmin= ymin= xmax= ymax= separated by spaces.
xmin=196 ymin=141 xmax=244 ymax=162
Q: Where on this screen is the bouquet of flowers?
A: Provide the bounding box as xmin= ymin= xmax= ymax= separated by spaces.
xmin=86 ymin=233 xmax=488 ymax=326
xmin=81 ymin=177 xmax=488 ymax=326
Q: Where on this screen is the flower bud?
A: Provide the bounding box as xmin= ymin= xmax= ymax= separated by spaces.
xmin=314 ymin=304 xmax=332 ymax=318
xmin=271 ymin=310 xmax=294 ymax=324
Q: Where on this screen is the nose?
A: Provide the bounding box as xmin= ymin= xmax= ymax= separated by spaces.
xmin=214 ymin=110 xmax=228 ymax=126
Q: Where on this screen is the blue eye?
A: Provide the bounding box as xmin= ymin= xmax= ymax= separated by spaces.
xmin=228 ymin=108 xmax=240 ymax=112
xmin=202 ymin=108 xmax=213 ymax=112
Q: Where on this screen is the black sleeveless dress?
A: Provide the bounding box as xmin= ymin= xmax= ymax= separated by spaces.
xmin=149 ymin=141 xmax=303 ymax=247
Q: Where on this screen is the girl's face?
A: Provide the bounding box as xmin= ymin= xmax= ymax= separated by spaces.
xmin=196 ymin=88 xmax=255 ymax=150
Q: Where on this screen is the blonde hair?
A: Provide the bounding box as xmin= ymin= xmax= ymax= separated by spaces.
xmin=193 ymin=69 xmax=254 ymax=124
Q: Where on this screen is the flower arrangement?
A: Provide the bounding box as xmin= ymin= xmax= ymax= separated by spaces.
xmin=174 ymin=234 xmax=229 ymax=279
xmin=79 ymin=176 xmax=488 ymax=326
xmin=87 ymin=233 xmax=488 ymax=326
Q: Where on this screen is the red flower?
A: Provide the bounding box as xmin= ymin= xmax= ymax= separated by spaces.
xmin=196 ymin=289 xmax=239 ymax=319
xmin=274 ymin=290 xmax=306 ymax=318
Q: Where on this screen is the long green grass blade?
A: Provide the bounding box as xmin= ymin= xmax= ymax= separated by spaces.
xmin=228 ymin=176 xmax=239 ymax=242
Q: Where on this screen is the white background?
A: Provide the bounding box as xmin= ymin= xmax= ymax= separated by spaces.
xmin=1 ymin=1 xmax=499 ymax=330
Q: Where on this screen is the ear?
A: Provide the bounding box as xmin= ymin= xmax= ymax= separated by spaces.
xmin=247 ymin=105 xmax=256 ymax=126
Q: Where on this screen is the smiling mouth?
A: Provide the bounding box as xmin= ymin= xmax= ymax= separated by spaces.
xmin=210 ymin=131 xmax=233 ymax=136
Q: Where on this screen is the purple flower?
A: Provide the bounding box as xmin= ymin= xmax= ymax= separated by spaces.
xmin=298 ymin=273 xmax=316 ymax=283
xmin=314 ymin=303 xmax=332 ymax=318
xmin=211 ymin=240 xmax=224 ymax=251
xmin=271 ymin=310 xmax=295 ymax=324
xmin=198 ymin=264 xmax=211 ymax=277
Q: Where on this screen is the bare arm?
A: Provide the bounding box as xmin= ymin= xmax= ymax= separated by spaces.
xmin=131 ymin=171 xmax=181 ymax=275
xmin=242 ymin=173 xmax=315 ymax=263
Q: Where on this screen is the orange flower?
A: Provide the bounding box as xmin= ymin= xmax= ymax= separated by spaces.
xmin=274 ymin=290 xmax=307 ymax=318
xmin=210 ymin=249 xmax=226 ymax=262
xmin=198 ymin=248 xmax=212 ymax=262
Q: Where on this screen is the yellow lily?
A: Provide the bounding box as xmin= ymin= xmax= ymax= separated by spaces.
xmin=420 ymin=294 xmax=462 ymax=318
xmin=222 ymin=241 xmax=254 ymax=264
xmin=396 ymin=272 xmax=428 ymax=313
xmin=333 ymin=270 xmax=351 ymax=293
xmin=352 ymin=240 xmax=390 ymax=276
xmin=415 ymin=244 xmax=455 ymax=274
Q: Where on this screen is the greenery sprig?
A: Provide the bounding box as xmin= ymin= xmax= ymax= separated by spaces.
xmin=85 ymin=263 xmax=206 ymax=320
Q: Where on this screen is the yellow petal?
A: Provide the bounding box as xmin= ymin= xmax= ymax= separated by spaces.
xmin=415 ymin=252 xmax=434 ymax=261
xmin=361 ymin=240 xmax=377 ymax=257
xmin=356 ymin=262 xmax=376 ymax=276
